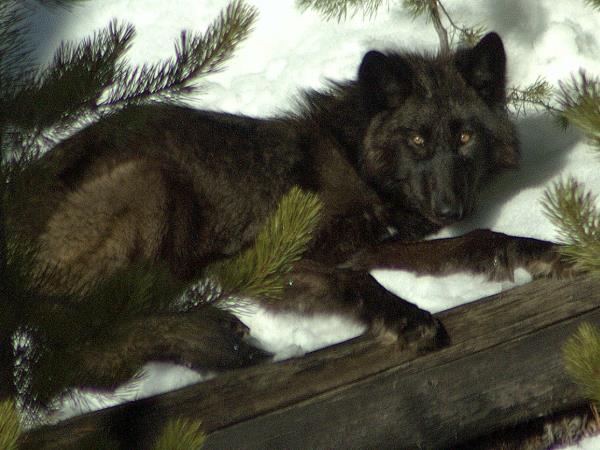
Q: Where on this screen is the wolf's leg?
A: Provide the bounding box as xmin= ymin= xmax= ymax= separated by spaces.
xmin=36 ymin=158 xmax=206 ymax=293
xmin=266 ymin=260 xmax=448 ymax=351
xmin=344 ymin=229 xmax=578 ymax=281
xmin=61 ymin=306 xmax=270 ymax=395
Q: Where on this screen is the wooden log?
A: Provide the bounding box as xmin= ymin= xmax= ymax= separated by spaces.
xmin=21 ymin=275 xmax=600 ymax=449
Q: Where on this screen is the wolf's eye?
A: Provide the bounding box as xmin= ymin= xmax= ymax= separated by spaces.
xmin=459 ymin=131 xmax=472 ymax=145
xmin=410 ymin=133 xmax=425 ymax=146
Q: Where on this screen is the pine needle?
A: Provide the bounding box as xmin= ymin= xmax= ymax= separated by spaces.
xmin=9 ymin=20 xmax=135 ymax=132
xmin=104 ymin=0 xmax=258 ymax=105
xmin=35 ymin=1 xmax=90 ymax=9
xmin=207 ymin=187 xmax=323 ymax=301
xmin=457 ymin=25 xmax=487 ymax=47
xmin=402 ymin=0 xmax=429 ymax=20
xmin=297 ymin=0 xmax=387 ymax=21
xmin=584 ymin=0 xmax=600 ymax=12
xmin=558 ymin=70 xmax=600 ymax=147
xmin=507 ymin=77 xmax=556 ymax=117
xmin=152 ymin=419 xmax=206 ymax=450
xmin=0 ymin=1 xmax=35 ymax=92
xmin=563 ymin=322 xmax=600 ymax=405
xmin=0 ymin=399 xmax=21 ymax=450
xmin=542 ymin=177 xmax=600 ymax=273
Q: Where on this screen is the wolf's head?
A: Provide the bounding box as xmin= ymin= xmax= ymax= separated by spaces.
xmin=358 ymin=33 xmax=518 ymax=226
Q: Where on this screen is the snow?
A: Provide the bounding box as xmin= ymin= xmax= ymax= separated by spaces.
xmin=23 ymin=0 xmax=600 ymax=445
xmin=563 ymin=434 xmax=600 ymax=450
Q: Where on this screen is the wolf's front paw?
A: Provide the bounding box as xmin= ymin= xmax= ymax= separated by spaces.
xmin=468 ymin=231 xmax=583 ymax=281
xmin=360 ymin=282 xmax=449 ymax=351
xmin=371 ymin=312 xmax=448 ymax=352
xmin=509 ymin=238 xmax=583 ymax=279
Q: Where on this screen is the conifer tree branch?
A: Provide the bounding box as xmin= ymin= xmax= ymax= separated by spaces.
xmin=404 ymin=0 xmax=486 ymax=49
xmin=584 ymin=0 xmax=600 ymax=12
xmin=0 ymin=399 xmax=21 ymax=450
xmin=151 ymin=418 xmax=206 ymax=450
xmin=7 ymin=20 xmax=135 ymax=134
xmin=35 ymin=0 xmax=89 ymax=7
xmin=542 ymin=178 xmax=600 ymax=272
xmin=427 ymin=0 xmax=449 ymax=55
xmin=204 ymin=187 xmax=323 ymax=304
xmin=563 ymin=322 xmax=600 ymax=405
xmin=558 ymin=70 xmax=600 ymax=146
xmin=0 ymin=1 xmax=36 ymax=99
xmin=103 ymin=0 xmax=258 ymax=105
xmin=507 ymin=77 xmax=559 ymax=117
xmin=296 ymin=0 xmax=387 ymax=21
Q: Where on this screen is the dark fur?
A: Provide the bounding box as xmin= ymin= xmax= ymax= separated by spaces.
xmin=24 ymin=33 xmax=569 ymax=389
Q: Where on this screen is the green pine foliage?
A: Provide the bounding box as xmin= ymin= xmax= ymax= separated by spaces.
xmin=558 ymin=71 xmax=600 ymax=144
xmin=542 ymin=178 xmax=600 ymax=273
xmin=542 ymin=71 xmax=600 ymax=272
xmin=152 ymin=419 xmax=206 ymax=450
xmin=207 ymin=186 xmax=323 ymax=303
xmin=402 ymin=0 xmax=428 ymax=19
xmin=3 ymin=0 xmax=257 ymax=157
xmin=0 ymin=400 xmax=21 ymax=450
xmin=296 ymin=0 xmax=387 ymax=21
xmin=35 ymin=1 xmax=90 ymax=7
xmin=507 ymin=77 xmax=556 ymax=117
xmin=549 ymin=2 xmax=600 ymax=417
xmin=563 ymin=322 xmax=600 ymax=405
xmin=105 ymin=1 xmax=258 ymax=106
xmin=584 ymin=0 xmax=600 ymax=12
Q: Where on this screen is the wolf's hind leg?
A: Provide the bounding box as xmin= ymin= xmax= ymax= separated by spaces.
xmin=345 ymin=229 xmax=579 ymax=281
xmin=265 ymin=260 xmax=448 ymax=351
xmin=36 ymin=158 xmax=205 ymax=292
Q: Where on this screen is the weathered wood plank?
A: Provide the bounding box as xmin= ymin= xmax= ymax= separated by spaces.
xmin=206 ymin=306 xmax=593 ymax=449
xmin=21 ymin=275 xmax=600 ymax=449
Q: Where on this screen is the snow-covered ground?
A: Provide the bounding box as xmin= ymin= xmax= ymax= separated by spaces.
xmin=24 ymin=0 xmax=600 ymax=446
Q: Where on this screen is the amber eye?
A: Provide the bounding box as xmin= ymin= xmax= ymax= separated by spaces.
xmin=410 ymin=134 xmax=425 ymax=146
xmin=459 ymin=131 xmax=472 ymax=145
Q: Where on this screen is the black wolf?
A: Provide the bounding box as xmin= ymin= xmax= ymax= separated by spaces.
xmin=24 ymin=33 xmax=571 ymax=381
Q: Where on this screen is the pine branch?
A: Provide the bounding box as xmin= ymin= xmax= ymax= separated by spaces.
xmin=584 ymin=0 xmax=600 ymax=12
xmin=152 ymin=419 xmax=206 ymax=450
xmin=542 ymin=177 xmax=600 ymax=273
xmin=7 ymin=20 xmax=135 ymax=133
xmin=428 ymin=0 xmax=449 ymax=54
xmin=103 ymin=0 xmax=258 ymax=105
xmin=455 ymin=24 xmax=486 ymax=47
xmin=558 ymin=70 xmax=600 ymax=147
xmin=507 ymin=77 xmax=558 ymax=117
xmin=563 ymin=322 xmax=600 ymax=405
xmin=0 ymin=1 xmax=36 ymax=96
xmin=296 ymin=0 xmax=387 ymax=21
xmin=404 ymin=0 xmax=486 ymax=54
xmin=206 ymin=187 xmax=323 ymax=303
xmin=35 ymin=0 xmax=90 ymax=8
xmin=3 ymin=1 xmax=257 ymax=157
xmin=402 ymin=0 xmax=428 ymax=18
xmin=0 ymin=400 xmax=20 ymax=450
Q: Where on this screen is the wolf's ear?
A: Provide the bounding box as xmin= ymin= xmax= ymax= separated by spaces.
xmin=358 ymin=50 xmax=412 ymax=111
xmin=457 ymin=32 xmax=506 ymax=105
